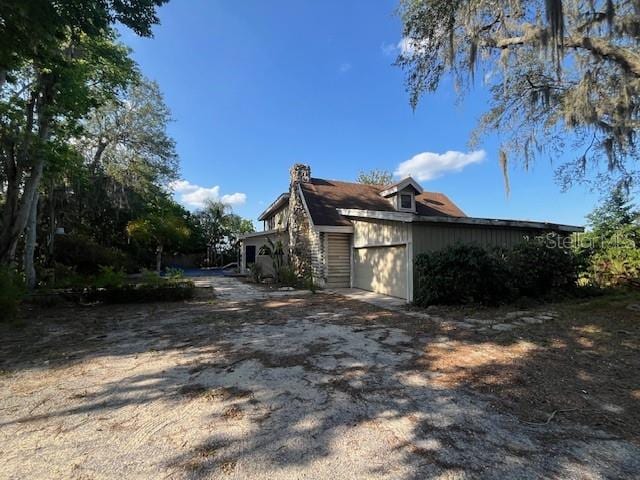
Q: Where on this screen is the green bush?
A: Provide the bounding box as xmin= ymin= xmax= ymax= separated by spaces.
xmin=414 ymin=238 xmax=580 ymax=307
xmin=164 ymin=267 xmax=185 ymax=281
xmin=507 ymin=235 xmax=580 ymax=297
xmin=55 ymin=234 xmax=135 ymax=274
xmin=0 ymin=267 xmax=26 ymax=322
xmin=414 ymin=244 xmax=512 ymax=306
xmin=84 ymin=280 xmax=195 ymax=304
xmin=248 ymin=263 xmax=263 ymax=283
xmin=93 ymin=266 xmax=127 ymax=289
xmin=278 ymin=264 xmax=298 ymax=287
xmin=140 ymin=268 xmax=165 ymax=286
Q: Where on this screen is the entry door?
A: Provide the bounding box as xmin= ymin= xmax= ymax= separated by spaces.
xmin=245 ymin=245 xmax=256 ymax=265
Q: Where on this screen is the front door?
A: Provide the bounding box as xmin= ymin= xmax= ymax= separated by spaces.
xmin=245 ymin=245 xmax=256 ymax=266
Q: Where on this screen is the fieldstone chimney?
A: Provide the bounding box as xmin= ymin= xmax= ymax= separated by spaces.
xmin=288 ymin=164 xmax=312 ymax=280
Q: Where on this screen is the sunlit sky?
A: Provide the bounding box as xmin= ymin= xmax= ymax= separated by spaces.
xmin=119 ymin=0 xmax=605 ymax=228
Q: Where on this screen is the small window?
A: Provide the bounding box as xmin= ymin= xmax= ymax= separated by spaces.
xmin=400 ymin=193 xmax=413 ymax=209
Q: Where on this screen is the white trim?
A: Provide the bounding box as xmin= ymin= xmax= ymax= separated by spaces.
xmin=239 ymin=228 xmax=286 ymax=240
xmin=297 ymin=184 xmax=315 ymax=229
xmin=314 ymin=225 xmax=354 ymax=233
xmin=338 ymin=208 xmax=584 ymax=232
xmin=339 ymin=209 xmax=415 ymax=223
xmin=397 ymin=192 xmax=416 ymax=213
xmin=353 ymin=241 xmax=408 ymax=249
xmin=379 ymin=177 xmax=423 ymax=197
xmin=258 ymin=193 xmax=289 ymax=221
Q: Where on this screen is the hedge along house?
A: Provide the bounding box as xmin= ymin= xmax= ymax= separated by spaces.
xmin=239 ymin=164 xmax=583 ymax=301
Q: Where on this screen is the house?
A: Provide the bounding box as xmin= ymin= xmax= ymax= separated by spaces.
xmin=239 ymin=164 xmax=583 ymax=301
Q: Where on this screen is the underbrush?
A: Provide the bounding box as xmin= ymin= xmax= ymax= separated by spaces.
xmin=0 ymin=267 xmax=26 ymax=323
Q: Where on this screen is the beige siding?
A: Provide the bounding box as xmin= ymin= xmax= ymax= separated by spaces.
xmin=352 ymin=219 xmax=408 ymax=247
xmin=326 ymin=233 xmax=351 ymax=288
xmin=265 ymin=206 xmax=289 ymax=230
xmin=412 ymin=223 xmax=536 ymax=257
xmin=241 ymin=232 xmax=289 ymax=276
xmin=354 ymin=246 xmax=407 ymax=299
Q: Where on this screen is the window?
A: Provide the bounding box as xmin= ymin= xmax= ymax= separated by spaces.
xmin=400 ymin=193 xmax=413 ymax=210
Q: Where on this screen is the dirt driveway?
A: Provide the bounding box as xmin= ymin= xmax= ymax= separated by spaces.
xmin=1 ymin=279 xmax=639 ymax=479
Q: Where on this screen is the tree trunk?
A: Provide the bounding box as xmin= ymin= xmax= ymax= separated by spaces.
xmin=156 ymin=244 xmax=163 ymax=274
xmin=24 ymin=191 xmax=39 ymax=290
xmin=0 ymin=74 xmax=53 ymax=265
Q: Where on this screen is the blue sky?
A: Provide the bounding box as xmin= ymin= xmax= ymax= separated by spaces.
xmin=120 ymin=0 xmax=602 ymax=227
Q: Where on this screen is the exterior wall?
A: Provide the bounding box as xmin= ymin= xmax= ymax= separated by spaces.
xmin=265 ymin=205 xmax=288 ymax=231
xmin=326 ymin=233 xmax=351 ymax=288
xmin=353 ymin=245 xmax=407 ymax=299
xmin=352 ymin=218 xmax=408 ymax=247
xmin=240 ymin=232 xmax=289 ymax=277
xmin=411 ymin=223 xmax=537 ymax=257
xmin=351 ymin=218 xmax=412 ymax=300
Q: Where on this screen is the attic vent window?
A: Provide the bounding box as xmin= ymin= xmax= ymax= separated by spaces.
xmin=400 ymin=193 xmax=413 ymax=209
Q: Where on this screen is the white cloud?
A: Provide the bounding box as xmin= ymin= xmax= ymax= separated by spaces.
xmin=394 ymin=150 xmax=486 ymax=181
xmin=170 ymin=180 xmax=247 ymax=210
xmin=382 ymin=37 xmax=431 ymax=57
xmin=339 ymin=62 xmax=352 ymax=73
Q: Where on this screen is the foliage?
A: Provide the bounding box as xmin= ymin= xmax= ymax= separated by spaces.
xmin=248 ymin=262 xmax=263 ymax=283
xmin=195 ymin=200 xmax=254 ymax=267
xmin=506 ymin=235 xmax=581 ymax=298
xmin=140 ymin=268 xmax=165 ymax=286
xmin=414 ymin=238 xmax=580 ymax=306
xmin=84 ymin=281 xmax=195 ymax=304
xmin=259 ymin=237 xmax=286 ymax=282
xmin=0 ymin=266 xmax=26 ymax=322
xmin=397 ymin=0 xmax=640 ymax=190
xmin=54 ymin=233 xmax=135 ymax=274
xmin=414 ymin=244 xmax=513 ymax=306
xmin=164 ymin=267 xmax=185 ymax=280
xmin=356 ymin=169 xmax=394 ymax=186
xmin=278 ymin=265 xmax=298 ymax=287
xmin=576 ymin=187 xmax=640 ymax=286
xmin=93 ymin=265 xmax=127 ymax=289
xmin=127 ymin=199 xmax=191 ymax=272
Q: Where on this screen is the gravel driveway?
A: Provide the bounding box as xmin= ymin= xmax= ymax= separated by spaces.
xmin=0 ymin=279 xmax=638 ymax=479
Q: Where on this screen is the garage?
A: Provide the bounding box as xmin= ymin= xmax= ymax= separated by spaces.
xmin=353 ymin=245 xmax=407 ymax=299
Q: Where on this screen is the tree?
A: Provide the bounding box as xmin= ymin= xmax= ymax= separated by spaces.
xmin=356 ymin=169 xmax=393 ymax=185
xmin=126 ymin=200 xmax=191 ymax=273
xmin=0 ymin=0 xmax=167 ymax=270
xmin=397 ymin=0 xmax=640 ymax=190
xmin=587 ymin=186 xmax=639 ymax=239
xmin=194 ymin=201 xmax=255 ymax=266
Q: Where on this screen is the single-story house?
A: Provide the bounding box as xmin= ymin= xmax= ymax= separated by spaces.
xmin=240 ymin=164 xmax=583 ymax=302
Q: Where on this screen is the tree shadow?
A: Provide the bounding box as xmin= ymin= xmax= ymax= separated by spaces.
xmin=1 ymin=293 xmax=639 ymax=479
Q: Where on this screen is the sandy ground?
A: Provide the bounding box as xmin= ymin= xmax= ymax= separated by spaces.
xmin=1 ymin=279 xmax=639 ymax=479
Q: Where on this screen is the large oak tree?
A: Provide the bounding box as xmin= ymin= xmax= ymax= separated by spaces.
xmin=397 ymin=0 xmax=640 ymax=190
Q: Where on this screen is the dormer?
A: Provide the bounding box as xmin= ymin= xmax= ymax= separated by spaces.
xmin=379 ymin=177 xmax=423 ymax=213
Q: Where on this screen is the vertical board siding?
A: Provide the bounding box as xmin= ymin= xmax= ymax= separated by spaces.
xmin=411 ymin=223 xmax=537 ymax=257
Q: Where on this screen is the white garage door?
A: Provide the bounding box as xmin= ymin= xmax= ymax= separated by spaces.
xmin=353 ymin=245 xmax=407 ymax=299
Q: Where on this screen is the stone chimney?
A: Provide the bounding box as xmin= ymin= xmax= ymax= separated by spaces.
xmin=287 ymin=164 xmax=312 ymax=280
xmin=289 ymin=163 xmax=311 ymax=186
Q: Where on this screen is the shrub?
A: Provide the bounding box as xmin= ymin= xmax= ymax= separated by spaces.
xmin=414 ymin=244 xmax=512 ymax=306
xmin=54 ymin=234 xmax=135 ymax=274
xmin=140 ymin=268 xmax=164 ymax=286
xmin=506 ymin=235 xmax=580 ymax=297
xmin=165 ymin=267 xmax=185 ymax=281
xmin=84 ymin=281 xmax=195 ymax=304
xmin=278 ymin=264 xmax=298 ymax=287
xmin=413 ymin=238 xmax=580 ymax=307
xmin=93 ymin=266 xmax=127 ymax=289
xmin=0 ymin=267 xmax=26 ymax=322
xmin=248 ymin=263 xmax=263 ymax=283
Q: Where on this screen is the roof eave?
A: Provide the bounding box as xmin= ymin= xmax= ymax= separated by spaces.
xmin=337 ymin=209 xmax=584 ymax=232
xmin=258 ymin=193 xmax=290 ymax=221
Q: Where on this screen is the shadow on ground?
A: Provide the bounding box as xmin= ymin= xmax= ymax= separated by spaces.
xmin=0 ymin=290 xmax=639 ymax=479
